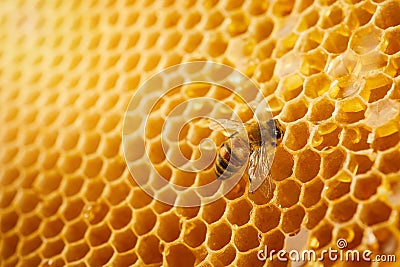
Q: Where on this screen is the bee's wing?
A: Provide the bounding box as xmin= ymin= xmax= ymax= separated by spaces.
xmin=248 ymin=145 xmax=273 ymax=196
xmin=209 ymin=119 xmax=247 ymax=135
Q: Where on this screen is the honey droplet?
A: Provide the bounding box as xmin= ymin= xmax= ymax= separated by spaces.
xmin=312 ymin=132 xmax=324 ymax=147
xmin=318 ymin=123 xmax=337 ymax=135
xmin=309 ymin=236 xmax=320 ymax=249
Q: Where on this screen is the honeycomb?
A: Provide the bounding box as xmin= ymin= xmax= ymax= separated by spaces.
xmin=1 ymin=0 xmax=400 ymax=266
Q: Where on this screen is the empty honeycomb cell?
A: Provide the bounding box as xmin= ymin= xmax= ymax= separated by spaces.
xmin=297 ymin=8 xmax=319 ymax=32
xmin=309 ymin=98 xmax=335 ymax=122
xmin=270 ymin=146 xmax=294 ymax=181
xmin=110 ymin=206 xmax=132 ymax=230
xmin=81 ymin=132 xmax=101 ymax=155
xmin=129 ymin=188 xmax=153 ymax=209
xmin=60 ymin=153 xmax=82 ymax=174
xmin=254 ymin=205 xmax=281 ymax=233
xmin=87 ymin=245 xmax=114 ymax=267
xmin=1 ymin=167 xmax=19 ymax=186
xmin=359 ymin=200 xmax=392 ymax=226
xmin=234 ymin=225 xmax=259 ymax=252
xmin=280 ymin=98 xmax=308 ymax=122
xmin=19 ymin=214 xmax=41 ymax=236
xmin=295 ymin=149 xmax=321 ymax=183
xmin=207 ymin=32 xmax=228 ymax=57
xmin=65 ymin=220 xmax=88 ymax=243
xmin=137 ymin=234 xmax=163 ymax=265
xmin=133 ymin=208 xmax=156 ymax=235
xmin=21 ymin=147 xmax=39 ymax=168
xmin=83 ymin=157 xmax=103 ymax=178
xmin=227 ymin=199 xmax=252 ymax=226
xmin=42 ymin=238 xmax=65 ymax=258
xmin=88 ymin=223 xmax=112 ymax=247
xmin=184 ymin=11 xmax=202 ymax=29
xmin=1 ymin=234 xmax=18 ymax=260
xmin=320 ymin=5 xmax=343 ymax=29
xmin=298 ymin=29 xmax=325 ymax=53
xmin=329 ymin=196 xmax=358 ymax=222
xmin=302 ymin=178 xmax=324 ymax=208
xmin=305 ymin=201 xmax=328 ymax=230
xmin=0 ymin=189 xmax=16 ymax=209
xmin=157 ymin=212 xmax=181 ymax=242
xmin=42 ymin=217 xmax=64 ymax=238
xmin=374 ymin=0 xmax=400 ymax=29
xmin=1 ymin=210 xmax=18 ymax=233
xmin=84 ymin=180 xmax=105 ymax=202
xmin=183 ymin=219 xmax=207 ymax=248
xmin=320 ymin=148 xmax=345 ymax=179
xmin=309 ymin=221 xmax=333 ymax=249
xmin=264 ymin=228 xmax=285 ymax=256
xmin=40 ymin=194 xmax=63 ymax=218
xmin=342 ymin=126 xmax=371 ymax=151
xmin=323 ymin=27 xmax=350 ymax=54
xmin=281 ymin=205 xmax=305 ymax=235
xmin=112 ymin=228 xmax=137 ymax=253
xmin=63 ymin=198 xmax=85 ymax=222
xmin=284 ymin=121 xmax=308 ymax=151
xmin=378 ymin=149 xmax=400 ymax=174
xmin=205 ymin=10 xmax=224 ymax=30
xmin=383 ymin=27 xmax=400 ymax=55
xmin=20 ymin=234 xmax=42 ymax=256
xmin=207 ymin=222 xmax=231 ymax=250
xmin=272 ymin=0 xmax=294 ymax=16
xmin=63 ymin=176 xmax=84 ymax=197
xmin=209 ymin=244 xmax=236 ymax=266
xmin=35 ymin=172 xmax=62 ymax=195
xmin=350 ymin=25 xmax=382 ymax=55
xmin=202 ymin=198 xmax=226 ymax=224
xmin=324 ymin=174 xmax=351 ymax=200
xmin=106 ymin=181 xmax=130 ymax=206
xmin=176 ymin=206 xmax=200 ymax=219
xmin=276 ymin=179 xmax=301 ymax=208
xmin=147 ymin=139 xmax=166 ymax=164
xmin=372 ymin=132 xmax=400 ymax=151
xmin=165 ymin=243 xmax=196 ymax=267
xmin=353 ymin=174 xmax=381 ymax=200
xmin=280 ymin=74 xmax=303 ymax=101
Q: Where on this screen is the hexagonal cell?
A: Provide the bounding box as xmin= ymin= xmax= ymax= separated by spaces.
xmin=281 ymin=205 xmax=305 ymax=235
xmin=323 ymin=26 xmax=350 ymax=54
xmin=374 ymin=0 xmax=400 ymax=29
xmin=350 ymin=25 xmax=382 ymax=55
xmin=309 ymin=221 xmax=333 ymax=249
xmin=157 ymin=212 xmax=181 ymax=242
xmin=65 ymin=219 xmax=88 ymax=243
xmin=204 ymin=10 xmax=224 ymax=30
xmin=272 ymin=0 xmax=295 ymax=16
xmin=276 ymin=179 xmax=301 ymax=208
xmin=137 ymin=235 xmax=163 ymax=265
xmin=360 ymin=200 xmax=392 ymax=226
xmin=297 ymin=8 xmax=319 ymax=31
xmin=62 ymin=197 xmax=85 ymax=221
xmin=324 ymin=175 xmax=351 ymax=201
xmin=264 ymin=229 xmax=285 ymax=256
xmin=208 ymin=244 xmax=236 ymax=266
xmin=234 ymin=225 xmax=259 ymax=252
xmin=353 ymin=174 xmax=381 ymax=201
xmin=202 ymin=198 xmax=226 ymax=224
xmin=304 ymin=73 xmax=331 ymax=98
xmin=271 ymin=144 xmax=295 ymax=178
xmin=330 ymin=196 xmax=358 ymax=223
xmin=280 ymin=98 xmax=308 ymax=122
xmin=19 ymin=214 xmax=41 ymax=237
xmin=106 ymin=181 xmax=130 ymax=206
xmin=295 ymin=149 xmax=321 ymax=183
xmin=165 ymin=243 xmax=196 ymax=267
xmin=301 ymin=178 xmax=324 ymax=208
xmin=110 ymin=206 xmax=133 ymax=230
xmin=320 ymin=5 xmax=343 ymax=29
xmin=305 ymin=200 xmax=328 ymax=229
xmin=347 ymin=152 xmax=374 ymax=175
xmin=279 ymin=73 xmax=303 ymax=101
xmin=87 ymin=245 xmax=114 ymax=267
xmin=183 ymin=219 xmax=207 ymax=248
xmin=113 ymin=228 xmax=137 ymax=253
xmin=0 ymin=210 xmax=18 ymax=233
xmin=309 ymin=98 xmax=335 ymax=122
xmin=335 ymin=223 xmax=364 ymax=249
xmin=42 ymin=238 xmax=65 ymax=258
xmin=378 ymin=149 xmax=400 ymax=174
xmin=207 ymin=221 xmax=232 ymax=251
xmin=372 ymin=132 xmax=400 ymax=152
xmin=227 ymin=199 xmax=252 ymax=226
xmin=227 ymin=12 xmax=249 ymax=36
xmin=342 ymin=127 xmax=371 ymax=152
xmin=65 ymin=241 xmax=90 ymax=263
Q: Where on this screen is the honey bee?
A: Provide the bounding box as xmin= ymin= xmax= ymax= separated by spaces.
xmin=210 ymin=118 xmax=284 ymax=196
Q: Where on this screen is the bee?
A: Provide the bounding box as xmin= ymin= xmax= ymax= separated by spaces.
xmin=210 ymin=118 xmax=284 ymax=196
